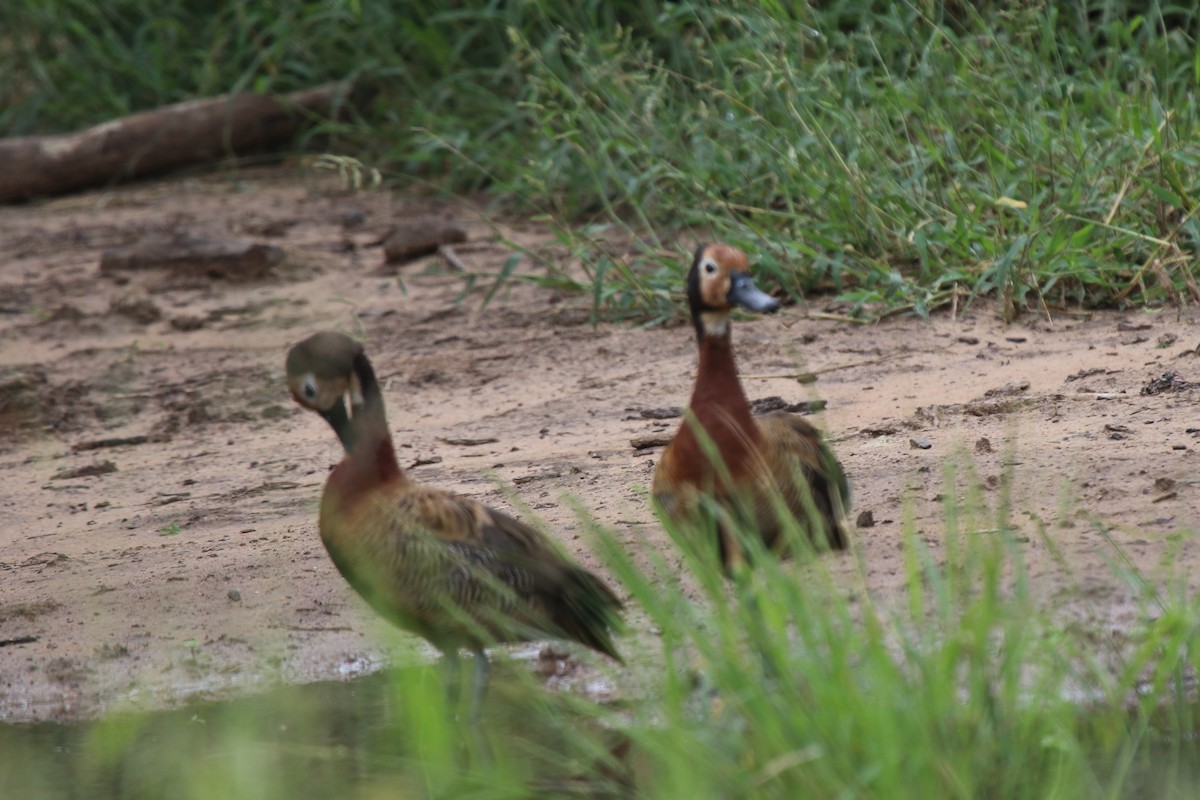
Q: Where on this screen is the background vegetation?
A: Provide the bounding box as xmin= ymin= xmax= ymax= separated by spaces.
xmin=4 ymin=0 xmax=1199 ymax=319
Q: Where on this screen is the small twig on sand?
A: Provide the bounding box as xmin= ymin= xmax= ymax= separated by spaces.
xmin=798 ymin=311 xmax=872 ymax=325
xmin=284 ymin=625 xmax=354 ymax=633
xmin=72 ymin=435 xmax=149 ymax=452
xmin=438 ymin=244 xmax=469 ymax=272
xmin=0 ymin=635 xmax=39 ymax=647
xmin=438 ymin=436 xmax=499 ymax=446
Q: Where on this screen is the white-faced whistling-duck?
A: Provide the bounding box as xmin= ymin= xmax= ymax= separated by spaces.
xmin=285 ymin=331 xmax=623 ymax=720
xmin=651 ymin=243 xmax=851 ymax=573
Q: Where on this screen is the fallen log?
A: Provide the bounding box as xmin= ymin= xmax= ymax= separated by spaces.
xmin=100 ymin=231 xmax=284 ymax=281
xmin=630 ymin=433 xmax=673 ymax=451
xmin=0 ymin=81 xmax=353 ymax=203
xmin=380 ymin=217 xmax=468 ymax=265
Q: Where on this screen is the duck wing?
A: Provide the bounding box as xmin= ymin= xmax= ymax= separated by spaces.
xmin=750 ymin=412 xmax=851 ymax=551
xmin=325 ymin=483 xmax=622 ymax=658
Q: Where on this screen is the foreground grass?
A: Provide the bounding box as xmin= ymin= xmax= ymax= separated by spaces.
xmin=593 ymin=459 xmax=1200 ymax=798
xmin=4 ymin=2 xmax=1200 ymax=319
xmin=3 ymin=457 xmax=1199 ymax=799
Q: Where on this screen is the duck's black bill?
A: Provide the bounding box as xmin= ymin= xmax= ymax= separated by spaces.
xmin=727 ymin=271 xmax=781 ymax=314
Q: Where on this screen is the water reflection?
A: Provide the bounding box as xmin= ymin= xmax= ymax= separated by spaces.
xmin=5 ymin=666 xmax=1200 ymax=799
xmin=0 ymin=665 xmax=633 ymax=799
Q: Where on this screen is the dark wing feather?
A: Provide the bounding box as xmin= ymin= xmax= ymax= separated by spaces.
xmin=471 ymin=504 xmax=623 ymax=660
xmin=751 ymin=412 xmax=850 ymax=551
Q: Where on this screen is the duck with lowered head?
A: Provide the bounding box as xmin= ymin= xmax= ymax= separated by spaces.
xmin=285 ymin=331 xmax=623 ymax=720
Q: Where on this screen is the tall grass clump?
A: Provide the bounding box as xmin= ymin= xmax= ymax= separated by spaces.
xmin=4 ymin=2 xmax=1200 ymax=318
xmin=584 ymin=451 xmax=1200 ymax=798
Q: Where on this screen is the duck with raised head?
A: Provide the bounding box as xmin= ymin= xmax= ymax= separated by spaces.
xmin=652 ymin=243 xmax=851 ymax=572
xmin=285 ymin=331 xmax=623 ymax=720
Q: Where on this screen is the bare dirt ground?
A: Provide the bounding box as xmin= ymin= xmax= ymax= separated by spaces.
xmin=2 ymin=167 xmax=1198 ymax=723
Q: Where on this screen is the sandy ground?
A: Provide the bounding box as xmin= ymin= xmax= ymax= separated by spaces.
xmin=1 ymin=167 xmax=1198 ymax=723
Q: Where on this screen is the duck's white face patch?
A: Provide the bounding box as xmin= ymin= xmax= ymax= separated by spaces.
xmin=299 ymin=373 xmax=318 ymax=402
xmin=698 ymin=257 xmax=733 ymax=310
xmin=348 ymin=372 xmax=365 ymax=410
xmin=288 ymin=370 xmax=346 ymax=411
xmin=700 ymin=311 xmax=730 ymax=337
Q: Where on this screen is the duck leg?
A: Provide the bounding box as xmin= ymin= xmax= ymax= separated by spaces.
xmin=443 ymin=650 xmax=463 ymax=719
xmin=736 ymin=576 xmax=781 ymax=681
xmin=461 ymin=648 xmax=495 ymax=765
xmin=468 ymin=647 xmax=490 ymax=723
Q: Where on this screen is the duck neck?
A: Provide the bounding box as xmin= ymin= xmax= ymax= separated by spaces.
xmin=343 ymin=351 xmax=404 ymax=486
xmin=686 ymin=324 xmax=758 ymax=450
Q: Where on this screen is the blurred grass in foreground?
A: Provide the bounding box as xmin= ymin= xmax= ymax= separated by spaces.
xmin=3 ymin=2 xmax=1199 ymax=319
xmin=3 ymin=452 xmax=1200 ymax=798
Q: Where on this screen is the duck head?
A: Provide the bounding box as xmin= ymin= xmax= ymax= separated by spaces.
xmin=285 ymin=331 xmax=364 ymax=452
xmin=687 ymin=243 xmax=780 ymax=338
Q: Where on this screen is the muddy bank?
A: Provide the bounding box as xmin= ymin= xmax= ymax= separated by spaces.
xmin=1 ymin=167 xmax=1197 ymax=722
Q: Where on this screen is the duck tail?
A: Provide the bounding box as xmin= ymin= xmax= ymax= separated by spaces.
xmin=554 ymin=568 xmax=624 ymax=663
xmin=825 ymin=478 xmax=852 ymax=551
xmin=817 ymin=440 xmax=853 ymax=551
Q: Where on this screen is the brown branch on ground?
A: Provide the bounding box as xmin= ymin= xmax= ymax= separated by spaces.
xmin=378 ymin=218 xmax=469 ymax=266
xmin=0 ymin=81 xmax=354 ymax=203
xmin=100 ymin=231 xmax=285 ymax=281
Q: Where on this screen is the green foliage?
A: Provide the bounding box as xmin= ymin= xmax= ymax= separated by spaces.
xmin=3 ymin=1 xmax=1199 ymax=316
xmin=5 ymin=453 xmax=1200 ymax=798
xmin=581 ymin=452 xmax=1200 ymax=798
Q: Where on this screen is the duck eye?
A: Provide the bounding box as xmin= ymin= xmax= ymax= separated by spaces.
xmin=702 ymin=259 xmax=718 ymax=275
xmin=302 ymin=378 xmax=318 ymax=400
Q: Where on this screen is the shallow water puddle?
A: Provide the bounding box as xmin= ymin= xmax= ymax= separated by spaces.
xmin=0 ymin=666 xmax=632 ymax=799
xmin=3 ymin=664 xmax=1200 ymax=798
